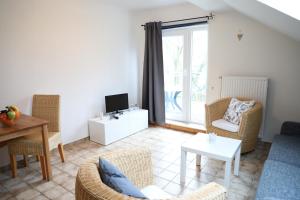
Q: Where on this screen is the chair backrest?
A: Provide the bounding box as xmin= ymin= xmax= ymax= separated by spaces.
xmin=222 ymin=97 xmax=261 ymax=108
xmin=233 ymin=97 xmax=262 ymax=110
xmin=75 ymin=148 xmax=153 ymax=200
xmin=32 ymin=95 xmax=60 ymax=132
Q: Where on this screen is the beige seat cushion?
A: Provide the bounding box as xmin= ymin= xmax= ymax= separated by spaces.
xmin=212 ymin=119 xmax=239 ymax=133
xmin=8 ymin=132 xmax=61 ymax=155
xmin=24 ymin=132 xmax=61 ymax=145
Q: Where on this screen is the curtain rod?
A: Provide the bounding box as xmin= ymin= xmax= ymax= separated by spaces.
xmin=141 ymin=13 xmax=214 ymax=28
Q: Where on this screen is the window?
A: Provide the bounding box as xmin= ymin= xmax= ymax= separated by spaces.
xmin=163 ymin=25 xmax=208 ymax=125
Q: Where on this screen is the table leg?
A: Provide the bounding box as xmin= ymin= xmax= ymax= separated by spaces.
xmin=196 ymin=154 xmax=201 ymax=166
xmin=224 ymin=160 xmax=231 ymax=188
xmin=234 ymin=145 xmax=241 ymax=176
xmin=180 ymin=149 xmax=187 ymax=185
xmin=9 ymin=154 xmax=17 ymax=178
xmin=42 ymin=124 xmax=52 ymax=181
xmin=40 ymin=156 xmax=47 ymax=180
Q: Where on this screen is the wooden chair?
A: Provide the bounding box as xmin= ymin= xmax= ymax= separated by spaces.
xmin=8 ymin=95 xmax=64 ymax=179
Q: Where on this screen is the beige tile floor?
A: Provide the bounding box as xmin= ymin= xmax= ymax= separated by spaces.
xmin=0 ymin=127 xmax=270 ymax=200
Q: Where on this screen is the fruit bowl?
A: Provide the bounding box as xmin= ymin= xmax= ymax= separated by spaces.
xmin=0 ymin=106 xmax=21 ymax=127
xmin=0 ymin=118 xmax=15 ymax=127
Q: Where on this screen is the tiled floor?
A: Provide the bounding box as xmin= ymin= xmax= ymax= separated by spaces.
xmin=0 ymin=127 xmax=270 ymax=200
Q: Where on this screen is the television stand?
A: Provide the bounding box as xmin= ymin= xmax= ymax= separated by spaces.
xmin=111 ymin=114 xmax=119 ymax=120
xmin=115 ymin=110 xmax=124 ymax=115
xmin=88 ymin=109 xmax=148 ymax=145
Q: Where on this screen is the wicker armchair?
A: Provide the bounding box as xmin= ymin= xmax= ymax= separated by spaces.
xmin=75 ymin=148 xmax=226 ymax=200
xmin=8 ymin=95 xmax=65 ymax=179
xmin=205 ymin=97 xmax=262 ymax=153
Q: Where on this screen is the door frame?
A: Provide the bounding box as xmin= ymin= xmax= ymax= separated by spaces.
xmin=162 ymin=25 xmax=208 ymax=124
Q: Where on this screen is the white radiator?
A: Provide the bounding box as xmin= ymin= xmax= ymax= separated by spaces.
xmin=220 ymin=76 xmax=268 ymax=137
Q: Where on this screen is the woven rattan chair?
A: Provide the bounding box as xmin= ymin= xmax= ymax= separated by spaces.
xmin=75 ymin=148 xmax=226 ymax=200
xmin=205 ymin=97 xmax=263 ymax=153
xmin=8 ymin=95 xmax=64 ymax=179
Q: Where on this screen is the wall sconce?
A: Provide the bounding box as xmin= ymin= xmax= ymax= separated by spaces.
xmin=237 ymin=30 xmax=243 ymax=41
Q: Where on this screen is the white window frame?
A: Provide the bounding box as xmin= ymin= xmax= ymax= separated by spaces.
xmin=162 ymin=25 xmax=208 ymax=124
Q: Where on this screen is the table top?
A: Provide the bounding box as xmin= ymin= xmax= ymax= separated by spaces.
xmin=0 ymin=114 xmax=48 ymax=136
xmin=181 ymin=133 xmax=241 ymax=161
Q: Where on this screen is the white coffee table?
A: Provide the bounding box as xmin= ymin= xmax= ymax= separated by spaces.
xmin=180 ymin=133 xmax=241 ymax=188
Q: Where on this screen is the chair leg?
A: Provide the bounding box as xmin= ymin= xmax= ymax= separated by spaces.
xmin=40 ymin=156 xmax=46 ymax=180
xmin=23 ymin=155 xmax=28 ymax=167
xmin=58 ymin=143 xmax=65 ymax=162
xmin=9 ymin=154 xmax=17 ymax=178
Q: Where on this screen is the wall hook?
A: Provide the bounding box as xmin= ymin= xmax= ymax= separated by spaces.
xmin=237 ymin=30 xmax=243 ymax=41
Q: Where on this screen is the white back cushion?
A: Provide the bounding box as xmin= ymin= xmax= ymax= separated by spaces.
xmin=212 ymin=119 xmax=240 ymax=133
xmin=141 ymin=185 xmax=171 ymax=200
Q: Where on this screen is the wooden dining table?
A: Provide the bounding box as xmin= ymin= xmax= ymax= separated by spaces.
xmin=0 ymin=114 xmax=52 ymax=181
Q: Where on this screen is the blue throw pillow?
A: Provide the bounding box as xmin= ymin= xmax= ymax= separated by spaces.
xmin=99 ymin=158 xmax=146 ymax=199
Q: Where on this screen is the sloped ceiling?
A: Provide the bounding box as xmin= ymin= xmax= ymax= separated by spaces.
xmin=187 ymin=0 xmax=229 ymax=11
xmin=101 ymin=0 xmax=186 ymax=10
xmin=187 ymin=0 xmax=300 ymax=42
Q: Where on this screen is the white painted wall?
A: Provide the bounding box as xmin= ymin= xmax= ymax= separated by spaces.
xmin=0 ymin=0 xmax=138 ymax=166
xmin=132 ymin=3 xmax=300 ymax=142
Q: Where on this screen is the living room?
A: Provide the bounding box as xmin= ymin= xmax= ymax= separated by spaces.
xmin=0 ymin=0 xmax=299 ymax=200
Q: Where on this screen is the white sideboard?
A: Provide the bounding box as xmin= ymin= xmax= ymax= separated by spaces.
xmin=88 ymin=109 xmax=148 ymax=145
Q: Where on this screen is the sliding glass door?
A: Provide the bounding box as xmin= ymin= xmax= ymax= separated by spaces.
xmin=163 ymin=26 xmax=208 ymax=124
xmin=163 ymin=32 xmax=185 ymax=121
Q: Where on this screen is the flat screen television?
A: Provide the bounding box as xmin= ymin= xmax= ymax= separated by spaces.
xmin=105 ymin=93 xmax=129 ymax=113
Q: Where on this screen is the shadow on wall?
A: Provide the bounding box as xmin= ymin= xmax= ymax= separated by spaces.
xmin=15 ymin=96 xmax=32 ymax=115
xmin=263 ymin=79 xmax=281 ymax=142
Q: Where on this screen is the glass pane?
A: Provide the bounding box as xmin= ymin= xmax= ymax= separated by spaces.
xmin=190 ymin=30 xmax=208 ymax=124
xmin=163 ymin=35 xmax=184 ymax=121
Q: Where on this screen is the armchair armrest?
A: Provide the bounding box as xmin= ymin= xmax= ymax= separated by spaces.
xmin=239 ymin=103 xmax=262 ymax=150
xmin=76 ymin=162 xmax=136 ymax=200
xmin=100 ymin=148 xmax=153 ymax=188
xmin=205 ymin=98 xmax=231 ymax=128
xmin=177 ymin=182 xmax=226 ymax=200
xmin=280 ymin=121 xmax=300 ymax=136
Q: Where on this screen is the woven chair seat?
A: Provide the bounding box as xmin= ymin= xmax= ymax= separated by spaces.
xmin=8 ymin=132 xmax=61 ymax=156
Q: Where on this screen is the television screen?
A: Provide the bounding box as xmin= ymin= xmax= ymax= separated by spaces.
xmin=105 ymin=93 xmax=129 ymax=113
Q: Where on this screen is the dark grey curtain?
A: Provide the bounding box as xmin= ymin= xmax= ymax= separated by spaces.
xmin=142 ymin=22 xmax=165 ymax=125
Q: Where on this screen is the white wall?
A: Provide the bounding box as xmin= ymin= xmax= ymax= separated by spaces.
xmin=132 ymin=3 xmax=300 ymax=142
xmin=0 ymin=0 xmax=138 ymax=166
